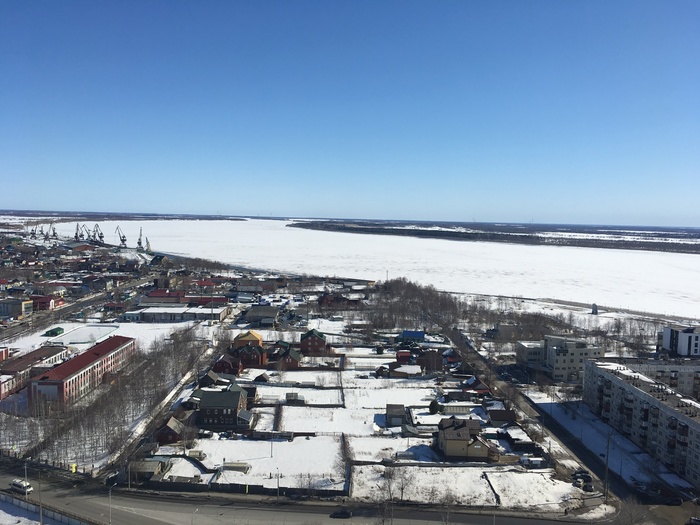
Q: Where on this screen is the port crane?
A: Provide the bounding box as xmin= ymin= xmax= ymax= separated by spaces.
xmin=29 ymin=225 xmax=38 ymax=239
xmin=80 ymin=224 xmax=91 ymax=241
xmin=92 ymin=224 xmax=104 ymax=243
xmin=136 ymin=227 xmax=144 ymax=252
xmin=115 ymin=226 xmax=127 ymax=248
xmin=74 ymin=223 xmax=81 ymax=241
xmin=145 ymin=237 xmax=152 ymax=254
xmin=43 ymin=222 xmax=56 ymax=241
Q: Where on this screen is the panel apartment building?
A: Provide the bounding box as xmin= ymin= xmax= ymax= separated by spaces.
xmin=583 ymin=358 xmax=700 ymax=489
xmin=516 ymin=335 xmax=603 ymax=382
xmin=29 ymin=336 xmax=136 ymax=407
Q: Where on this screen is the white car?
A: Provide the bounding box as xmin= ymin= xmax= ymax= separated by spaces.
xmin=10 ymin=479 xmax=33 ymax=495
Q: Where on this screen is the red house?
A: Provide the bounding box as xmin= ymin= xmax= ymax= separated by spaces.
xmin=300 ymin=329 xmax=327 ymax=356
xmin=212 ymin=354 xmax=243 ymax=376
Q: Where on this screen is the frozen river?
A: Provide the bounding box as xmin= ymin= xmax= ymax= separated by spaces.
xmin=54 ymin=218 xmax=699 ymax=320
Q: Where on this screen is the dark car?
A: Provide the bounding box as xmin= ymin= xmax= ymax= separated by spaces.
xmin=330 ymin=508 xmax=352 ymax=519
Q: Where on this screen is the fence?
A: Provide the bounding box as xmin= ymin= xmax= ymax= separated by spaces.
xmin=0 ymin=492 xmax=97 ymax=525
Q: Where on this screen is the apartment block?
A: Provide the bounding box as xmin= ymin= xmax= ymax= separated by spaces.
xmin=662 ymin=326 xmax=700 ymax=357
xmin=516 ymin=335 xmax=602 ymax=382
xmin=583 ymin=359 xmax=700 ymax=489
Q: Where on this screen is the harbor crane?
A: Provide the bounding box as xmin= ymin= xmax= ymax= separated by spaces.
xmin=145 ymin=237 xmax=152 ymax=254
xmin=115 ymin=226 xmax=127 ymax=248
xmin=92 ymin=224 xmax=104 ymax=243
xmin=136 ymin=227 xmax=144 ymax=252
xmin=29 ymin=225 xmax=38 ymax=239
xmin=43 ymin=222 xmax=55 ymax=241
xmin=74 ymin=223 xmax=81 ymax=241
xmin=80 ymin=224 xmax=91 ymax=241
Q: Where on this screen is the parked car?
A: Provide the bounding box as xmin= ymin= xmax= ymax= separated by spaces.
xmin=583 ymin=483 xmax=595 ymax=492
xmin=573 ymin=479 xmax=583 ymax=488
xmin=330 ymin=508 xmax=352 ymax=519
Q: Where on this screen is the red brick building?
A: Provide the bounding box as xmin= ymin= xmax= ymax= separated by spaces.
xmin=300 ymin=329 xmax=327 ymax=356
xmin=28 ymin=336 xmax=136 ymax=407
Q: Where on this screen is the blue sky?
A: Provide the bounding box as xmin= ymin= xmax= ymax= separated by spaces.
xmin=1 ymin=1 xmax=698 ymax=226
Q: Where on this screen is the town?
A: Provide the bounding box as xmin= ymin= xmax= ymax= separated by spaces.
xmin=0 ymin=219 xmax=699 ymax=524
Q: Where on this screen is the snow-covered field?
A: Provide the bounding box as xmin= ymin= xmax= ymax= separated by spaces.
xmin=1 ymin=322 xmax=192 ymax=358
xmin=50 ymin=218 xmax=700 ymax=319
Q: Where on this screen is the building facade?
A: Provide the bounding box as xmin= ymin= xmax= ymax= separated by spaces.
xmin=662 ymin=326 xmax=700 ymax=357
xmin=517 ymin=335 xmax=602 ymax=382
xmin=0 ymin=298 xmax=33 ymax=320
xmin=28 ymin=336 xmax=136 ymax=407
xmin=583 ymin=359 xmax=700 ymax=489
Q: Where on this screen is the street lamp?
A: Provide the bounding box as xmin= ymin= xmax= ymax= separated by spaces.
xmin=109 ymin=483 xmax=116 ymax=525
xmin=191 ymin=508 xmax=199 ymax=525
xmin=276 ymin=467 xmax=280 ymax=504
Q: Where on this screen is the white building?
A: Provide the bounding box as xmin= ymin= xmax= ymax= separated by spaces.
xmin=516 ymin=335 xmax=602 ymax=382
xmin=662 ymin=326 xmax=700 ymax=357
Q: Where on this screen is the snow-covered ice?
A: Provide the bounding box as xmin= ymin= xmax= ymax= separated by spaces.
xmin=53 ymin=218 xmax=700 ymax=319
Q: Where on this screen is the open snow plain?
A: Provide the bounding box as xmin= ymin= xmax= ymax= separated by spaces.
xmin=55 ymin=218 xmax=700 ymax=319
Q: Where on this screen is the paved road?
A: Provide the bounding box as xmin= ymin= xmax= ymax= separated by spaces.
xmin=0 ymin=468 xmax=589 ymax=525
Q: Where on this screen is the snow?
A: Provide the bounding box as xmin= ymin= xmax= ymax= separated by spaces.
xmin=0 ymin=499 xmax=61 ymax=525
xmin=343 ymin=383 xmax=435 ymax=409
xmin=52 ymin=218 xmax=700 ymax=319
xmin=280 ymin=406 xmax=377 ymax=435
xmin=255 ymin=385 xmax=342 ymax=405
xmin=351 ymin=464 xmax=581 ymax=510
xmin=347 ymin=436 xmax=438 ymax=462
xmin=174 ymin=435 xmax=345 ymax=490
xmin=2 ymin=321 xmax=192 ymax=358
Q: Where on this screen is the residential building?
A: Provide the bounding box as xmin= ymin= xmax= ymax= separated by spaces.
xmin=28 ymin=336 xmax=136 ymax=407
xmin=517 ymin=335 xmax=602 ymax=382
xmin=662 ymin=326 xmax=700 ymax=357
xmin=300 ymin=329 xmax=327 ymax=355
xmin=191 ymin=385 xmax=252 ymax=431
xmin=435 ymin=416 xmax=496 ymax=461
xmin=583 ymin=358 xmax=700 ymax=489
xmin=233 ymin=330 xmax=263 ymax=349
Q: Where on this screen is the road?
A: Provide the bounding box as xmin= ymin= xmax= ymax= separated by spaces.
xmin=0 ymin=468 xmax=586 ymax=525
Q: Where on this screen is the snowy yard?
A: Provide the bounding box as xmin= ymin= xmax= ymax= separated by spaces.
xmin=280 ymin=406 xmax=379 ymax=435
xmin=351 ymin=464 xmax=583 ymax=510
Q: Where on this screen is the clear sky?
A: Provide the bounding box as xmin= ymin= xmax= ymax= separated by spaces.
xmin=1 ymin=1 xmax=698 ymax=226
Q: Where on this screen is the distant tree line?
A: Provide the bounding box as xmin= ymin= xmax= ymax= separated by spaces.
xmin=289 ymin=221 xmax=700 ymax=254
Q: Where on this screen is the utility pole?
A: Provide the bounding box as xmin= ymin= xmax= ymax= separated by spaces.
xmin=604 ymin=430 xmax=611 ymax=504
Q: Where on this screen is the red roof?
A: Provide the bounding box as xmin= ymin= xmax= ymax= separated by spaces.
xmin=193 ymin=280 xmax=216 ymax=287
xmin=35 ymin=336 xmax=134 ymax=382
